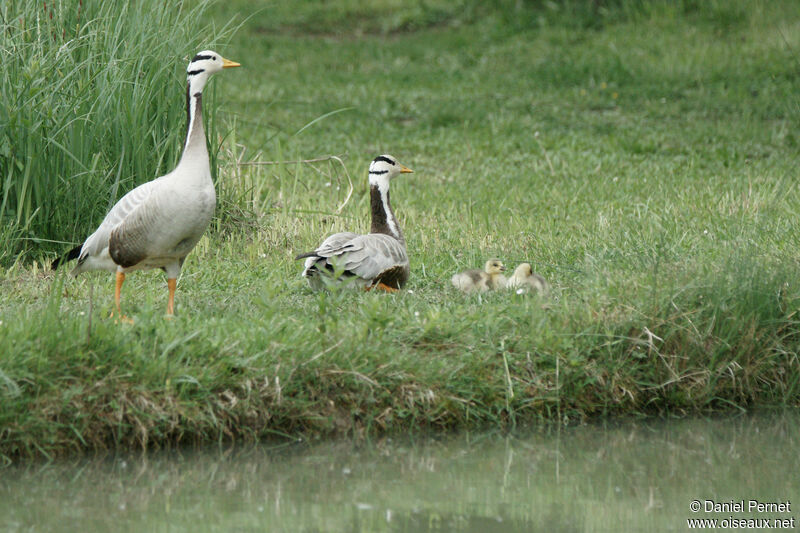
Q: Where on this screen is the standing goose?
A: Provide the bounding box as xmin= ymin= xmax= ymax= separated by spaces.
xmin=451 ymin=259 xmax=507 ymax=293
xmin=295 ymin=155 xmax=414 ymax=292
xmin=51 ymin=51 xmax=241 ymax=318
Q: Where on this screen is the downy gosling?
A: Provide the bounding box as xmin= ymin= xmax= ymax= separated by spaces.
xmin=451 ymin=259 xmax=507 ymax=293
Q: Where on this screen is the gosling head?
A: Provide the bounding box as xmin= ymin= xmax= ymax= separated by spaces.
xmin=186 ymin=50 xmax=240 ymax=92
xmin=513 ymin=262 xmax=533 ymax=278
xmin=368 ymin=155 xmax=413 ymax=189
xmin=484 ymin=259 xmax=506 ymax=276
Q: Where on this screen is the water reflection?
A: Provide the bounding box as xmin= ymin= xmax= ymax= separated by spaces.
xmin=1 ymin=412 xmax=798 ymax=532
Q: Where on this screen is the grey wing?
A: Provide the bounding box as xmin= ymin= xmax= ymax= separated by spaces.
xmin=305 ymin=232 xmax=408 ymax=281
xmin=338 ymin=233 xmax=408 ymax=281
xmin=311 ymin=232 xmax=361 ymax=257
xmin=78 ymin=179 xmax=160 ymax=263
xmin=299 ymin=232 xmax=361 ymax=275
xmin=108 ymin=192 xmax=168 ymax=268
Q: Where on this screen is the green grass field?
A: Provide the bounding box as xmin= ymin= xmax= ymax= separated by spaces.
xmin=1 ymin=0 xmax=800 ymax=460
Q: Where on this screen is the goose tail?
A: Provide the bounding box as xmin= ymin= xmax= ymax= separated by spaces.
xmin=51 ymin=245 xmax=83 ymax=270
xmin=294 ymin=251 xmax=318 ymax=261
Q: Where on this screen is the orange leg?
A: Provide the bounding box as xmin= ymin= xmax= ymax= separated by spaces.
xmin=110 ymin=272 xmax=133 ymax=323
xmin=166 ymin=278 xmax=177 ymax=316
xmin=114 ymin=271 xmax=125 ymax=315
xmin=375 ymin=282 xmax=399 ymax=293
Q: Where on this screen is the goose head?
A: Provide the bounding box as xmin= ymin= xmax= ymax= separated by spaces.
xmin=368 ymin=155 xmax=413 ymax=189
xmin=186 ymin=50 xmax=240 ymax=93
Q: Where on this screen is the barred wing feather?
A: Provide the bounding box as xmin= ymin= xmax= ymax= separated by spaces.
xmin=78 ymin=179 xmax=159 ymax=263
xmin=303 ymin=232 xmax=408 ymax=283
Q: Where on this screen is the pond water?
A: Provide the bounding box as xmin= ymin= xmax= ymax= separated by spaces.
xmin=1 ymin=412 xmax=798 ymax=532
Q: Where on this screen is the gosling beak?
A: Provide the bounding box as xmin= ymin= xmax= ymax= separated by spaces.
xmin=222 ymin=57 xmax=241 ymax=69
xmin=399 ymin=165 xmax=414 ymax=174
xmin=500 ymin=265 xmax=506 ymax=272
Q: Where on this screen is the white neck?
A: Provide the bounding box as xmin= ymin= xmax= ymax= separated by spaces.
xmin=368 ymin=173 xmax=390 ymax=192
xmin=179 ymin=76 xmax=209 ymax=171
xmin=378 ymin=181 xmax=400 ymax=239
xmin=369 ymin=176 xmax=403 ymax=242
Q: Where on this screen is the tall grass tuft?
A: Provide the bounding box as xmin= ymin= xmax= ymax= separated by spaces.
xmin=0 ymin=0 xmax=234 ymax=264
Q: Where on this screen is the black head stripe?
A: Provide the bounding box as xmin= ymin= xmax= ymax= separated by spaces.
xmin=369 ymin=170 xmax=389 ymax=175
xmin=192 ymin=53 xmax=215 ymax=62
xmin=372 ymin=156 xmax=396 ymax=166
xmin=187 ymin=69 xmax=205 ymax=76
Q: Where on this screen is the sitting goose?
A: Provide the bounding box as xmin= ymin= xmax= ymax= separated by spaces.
xmin=295 ymin=155 xmax=414 ymax=292
xmin=51 ymin=51 xmax=240 ymax=318
xmin=451 ymin=259 xmax=507 ymax=293
xmin=506 ymin=262 xmax=548 ymax=293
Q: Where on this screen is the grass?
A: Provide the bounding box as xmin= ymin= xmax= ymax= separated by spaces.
xmin=1 ymin=0 xmax=800 ymax=460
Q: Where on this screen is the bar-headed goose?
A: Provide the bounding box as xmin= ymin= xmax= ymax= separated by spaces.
xmin=295 ymin=155 xmax=413 ymax=292
xmin=451 ymin=259 xmax=507 ymax=293
xmin=506 ymin=262 xmax=548 ymax=293
xmin=51 ymin=51 xmax=240 ymax=318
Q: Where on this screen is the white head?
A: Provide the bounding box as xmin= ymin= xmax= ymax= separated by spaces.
xmin=186 ymin=50 xmax=240 ymax=93
xmin=368 ymin=155 xmax=413 ymax=190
